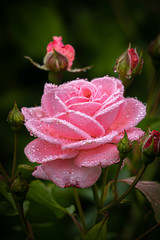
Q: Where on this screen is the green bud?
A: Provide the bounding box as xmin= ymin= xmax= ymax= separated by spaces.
xmin=7 ymin=103 xmax=24 ymax=131
xmin=117 ymin=130 xmax=132 ymax=159
xmin=11 ymin=175 xmax=28 ymax=202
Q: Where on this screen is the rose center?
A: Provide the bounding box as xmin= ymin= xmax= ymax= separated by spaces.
xmin=83 ymin=88 xmax=92 ymax=98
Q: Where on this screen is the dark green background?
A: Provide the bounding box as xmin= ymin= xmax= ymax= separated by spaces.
xmin=0 ymin=0 xmax=160 ymax=239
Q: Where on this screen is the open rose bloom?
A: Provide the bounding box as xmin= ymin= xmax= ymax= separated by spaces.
xmin=22 ymin=76 xmax=146 ymax=188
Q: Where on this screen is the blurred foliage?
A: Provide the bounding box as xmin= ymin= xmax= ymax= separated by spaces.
xmin=0 ymin=0 xmax=160 ymax=239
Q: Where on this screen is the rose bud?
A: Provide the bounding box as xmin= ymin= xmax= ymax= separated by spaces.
xmin=7 ymin=103 xmax=24 ymax=131
xmin=44 ymin=36 xmax=75 ymax=71
xmin=148 ymin=34 xmax=160 ymax=67
xmin=142 ymin=130 xmax=160 ymax=165
xmin=25 ymin=36 xmax=91 ymax=74
xmin=114 ymin=43 xmax=143 ymax=88
xmin=11 ymin=175 xmax=28 ymax=202
xmin=117 ymin=130 xmax=132 ymax=159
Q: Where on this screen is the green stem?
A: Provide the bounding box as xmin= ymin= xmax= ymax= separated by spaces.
xmin=12 ymin=194 xmax=34 ymax=239
xmin=100 ymin=168 xmax=109 ymax=207
xmin=92 ymin=184 xmax=101 ymax=210
xmin=0 ymin=162 xmax=11 ymax=183
xmin=73 ymin=187 xmax=86 ymax=234
xmin=135 ymin=223 xmax=160 ymax=240
xmin=99 ymin=164 xmax=147 ymax=213
xmin=11 ymin=132 xmax=18 ymax=179
xmin=114 ymin=157 xmax=124 ymax=200
xmin=69 ymin=213 xmax=83 ymax=238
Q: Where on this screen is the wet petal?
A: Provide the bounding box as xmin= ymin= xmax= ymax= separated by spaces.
xmin=42 ymin=117 xmax=91 ymax=140
xmin=32 ymin=165 xmax=50 ymax=181
xmin=22 ymin=107 xmax=46 ymax=121
xmin=68 ymin=102 xmax=101 ymax=116
xmin=110 ymin=98 xmax=146 ymax=132
xmin=75 ymin=144 xmax=120 ymax=168
xmin=62 ymin=130 xmax=118 ymax=150
xmin=25 ymin=138 xmax=79 ymax=163
xmin=24 ymin=119 xmax=75 ymax=144
xmin=92 ymin=76 xmax=123 ymax=97
xmin=56 ymin=110 xmax=105 ymax=138
xmin=41 ymin=159 xmax=101 ymax=188
xmin=41 ymin=90 xmax=68 ymax=117
xmin=94 ymin=99 xmax=124 ymax=130
xmin=113 ymin=127 xmax=145 ymax=143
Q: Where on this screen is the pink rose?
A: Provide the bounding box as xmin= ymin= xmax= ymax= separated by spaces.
xmin=46 ymin=36 xmax=75 ymax=70
xmin=22 ymin=76 xmax=146 ymax=188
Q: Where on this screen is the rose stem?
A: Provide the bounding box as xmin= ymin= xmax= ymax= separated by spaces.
xmin=92 ymin=183 xmax=101 ymax=210
xmin=11 ymin=131 xmax=18 ymax=179
xmin=69 ymin=213 xmax=84 ymax=238
xmin=135 ymin=223 xmax=160 ymax=240
xmin=73 ymin=187 xmax=86 ymax=234
xmin=0 ymin=162 xmax=11 ymax=183
xmin=99 ymin=163 xmax=147 ymax=213
xmin=100 ymin=167 xmax=109 ymax=207
xmin=114 ymin=157 xmax=124 ymax=200
xmin=12 ymin=194 xmax=34 ymax=239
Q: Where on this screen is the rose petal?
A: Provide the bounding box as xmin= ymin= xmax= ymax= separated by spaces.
xmin=41 ymin=90 xmax=68 ymax=117
xmin=25 ymin=119 xmax=75 ymax=144
xmin=75 ymin=144 xmax=120 ymax=168
xmin=22 ymin=107 xmax=46 ymax=121
xmin=44 ymin=83 xmax=57 ymax=94
xmin=32 ymin=165 xmax=50 ymax=180
xmin=110 ymin=98 xmax=146 ymax=132
xmin=92 ymin=76 xmax=123 ymax=97
xmin=25 ymin=138 xmax=79 ymax=163
xmin=42 ymin=117 xmax=92 ymax=140
xmin=56 ymin=110 xmax=105 ymax=138
xmin=94 ymin=99 xmax=124 ymax=130
xmin=41 ymin=159 xmax=101 ymax=188
xmin=65 ymin=96 xmax=89 ymax=106
xmin=62 ymin=130 xmax=118 ymax=150
xmin=113 ymin=127 xmax=145 ymax=143
xmin=68 ymin=102 xmax=101 ymax=116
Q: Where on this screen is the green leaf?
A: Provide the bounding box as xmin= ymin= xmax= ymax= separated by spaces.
xmin=121 ymin=178 xmax=160 ymax=223
xmin=0 ymin=180 xmax=18 ymax=216
xmin=83 ymin=217 xmax=107 ymax=240
xmin=26 ymin=180 xmax=75 ymax=218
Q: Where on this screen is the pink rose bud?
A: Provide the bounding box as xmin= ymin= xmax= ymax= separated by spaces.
xmin=114 ymin=44 xmax=143 ymax=88
xmin=25 ymin=36 xmax=91 ymax=75
xmin=142 ymin=130 xmax=160 ymax=164
xmin=148 ymin=34 xmax=160 ymax=67
xmin=43 ymin=36 xmax=75 ymax=72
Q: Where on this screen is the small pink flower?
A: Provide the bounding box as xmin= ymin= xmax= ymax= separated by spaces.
xmin=22 ymin=76 xmax=146 ymax=188
xmin=46 ymin=36 xmax=75 ymax=70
